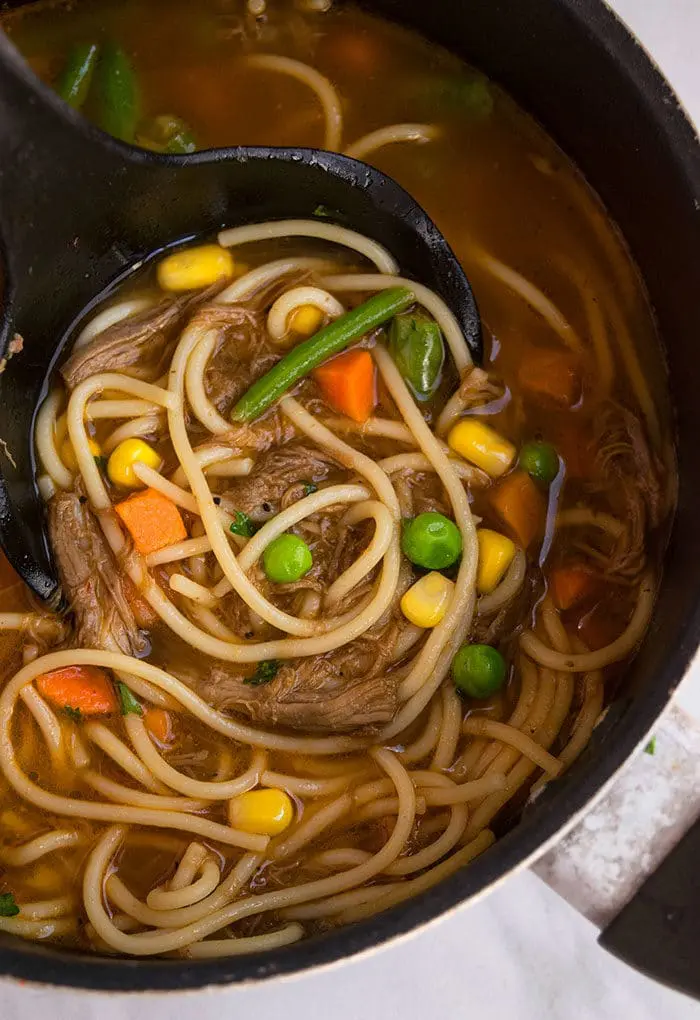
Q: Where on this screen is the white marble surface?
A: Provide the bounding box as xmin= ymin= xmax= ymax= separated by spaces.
xmin=4 ymin=0 xmax=700 ymax=1016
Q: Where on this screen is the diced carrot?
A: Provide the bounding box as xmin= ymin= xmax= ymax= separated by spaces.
xmin=549 ymin=565 xmax=597 ymax=611
xmin=144 ymin=707 xmax=172 ymax=745
xmin=115 ymin=488 xmax=187 ymax=556
xmin=326 ymin=30 xmax=382 ymax=74
xmin=314 ymin=348 xmax=377 ymax=423
xmin=36 ymin=665 xmax=116 ymax=716
xmin=518 ymin=348 xmax=581 ymax=408
xmin=490 ymin=470 xmax=546 ymax=548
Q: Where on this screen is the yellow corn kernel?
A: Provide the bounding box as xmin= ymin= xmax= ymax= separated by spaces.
xmin=229 ymin=788 xmax=294 ymax=837
xmin=107 ymin=438 xmax=162 ymax=488
xmin=447 ymin=420 xmax=516 ymax=478
xmin=400 ymin=571 xmax=455 ymax=628
xmin=60 ymin=436 xmax=101 ymax=473
xmin=477 ymin=529 xmax=516 ymax=595
xmin=157 ymin=244 xmax=234 ymax=292
xmin=288 ymin=304 xmax=324 ymax=338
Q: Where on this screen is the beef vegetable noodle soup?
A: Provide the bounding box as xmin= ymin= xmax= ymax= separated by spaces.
xmin=0 ymin=0 xmax=675 ymax=959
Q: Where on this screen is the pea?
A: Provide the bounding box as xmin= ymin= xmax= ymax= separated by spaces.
xmin=263 ymin=534 xmax=313 ymax=584
xmin=452 ymin=644 xmax=506 ymax=699
xmin=402 ymin=512 xmax=462 ymax=570
xmin=519 ymin=441 xmax=560 ymax=486
xmin=389 ymin=312 xmax=445 ymax=401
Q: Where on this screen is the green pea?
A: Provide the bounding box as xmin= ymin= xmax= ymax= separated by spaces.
xmin=452 ymin=644 xmax=506 ymax=699
xmin=519 ymin=441 xmax=560 ymax=486
xmin=389 ymin=312 xmax=445 ymax=401
xmin=402 ymin=512 xmax=462 ymax=570
xmin=263 ymin=534 xmax=313 ymax=584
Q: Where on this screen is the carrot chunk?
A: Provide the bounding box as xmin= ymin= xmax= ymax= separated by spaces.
xmin=518 ymin=348 xmax=581 ymax=408
xmin=313 ymin=348 xmax=377 ymax=423
xmin=490 ymin=470 xmax=546 ymax=548
xmin=36 ymin=665 xmax=116 ymax=716
xmin=144 ymin=707 xmax=172 ymax=745
xmin=115 ymin=488 xmax=187 ymax=555
xmin=549 ymin=565 xmax=597 ymax=611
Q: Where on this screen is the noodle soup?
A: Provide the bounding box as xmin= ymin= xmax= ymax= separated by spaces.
xmin=0 ymin=0 xmax=675 ymax=958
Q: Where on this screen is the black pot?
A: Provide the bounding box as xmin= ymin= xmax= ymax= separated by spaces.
xmin=1 ymin=0 xmax=699 ymax=997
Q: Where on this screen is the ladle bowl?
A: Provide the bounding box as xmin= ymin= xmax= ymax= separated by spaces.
xmin=0 ymin=31 xmax=481 ymax=600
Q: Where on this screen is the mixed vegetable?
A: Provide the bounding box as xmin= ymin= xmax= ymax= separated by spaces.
xmin=66 ymin=242 xmax=583 ymax=718
xmin=54 ymin=40 xmax=197 ymax=152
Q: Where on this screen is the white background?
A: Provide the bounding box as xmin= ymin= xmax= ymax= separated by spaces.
xmin=4 ymin=1 xmax=700 ymax=1017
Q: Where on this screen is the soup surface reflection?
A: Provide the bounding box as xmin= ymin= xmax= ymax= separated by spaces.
xmin=0 ymin=0 xmax=675 ymax=958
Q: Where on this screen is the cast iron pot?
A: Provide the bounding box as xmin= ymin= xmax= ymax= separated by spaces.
xmin=1 ymin=0 xmax=699 ymax=998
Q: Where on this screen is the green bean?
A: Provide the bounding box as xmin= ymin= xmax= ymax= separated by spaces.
xmin=389 ymin=311 xmax=445 ymax=400
xmin=94 ymin=42 xmax=139 ymax=143
xmin=232 ymin=287 xmax=415 ymax=422
xmin=56 ymin=42 xmax=99 ymax=109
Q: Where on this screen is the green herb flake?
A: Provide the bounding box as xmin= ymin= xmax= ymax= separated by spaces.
xmin=302 ymin=482 xmax=318 ymax=496
xmin=0 ymin=893 xmax=19 ymax=917
xmin=64 ymin=705 xmax=82 ymax=723
xmin=94 ymin=455 xmax=108 ymax=472
xmin=644 ymin=736 xmax=656 ymax=756
xmin=117 ymin=682 xmax=143 ymax=717
xmin=230 ymin=510 xmax=257 ymax=538
xmin=245 ymin=660 xmax=280 ymax=687
xmin=313 ymin=204 xmax=334 ymax=219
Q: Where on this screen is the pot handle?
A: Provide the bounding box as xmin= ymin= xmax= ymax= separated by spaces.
xmin=533 ymin=702 xmax=700 ymax=999
xmin=598 ymin=815 xmax=700 ymax=998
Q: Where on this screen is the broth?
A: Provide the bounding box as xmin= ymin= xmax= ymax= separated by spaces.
xmin=0 ymin=0 xmax=675 ymax=958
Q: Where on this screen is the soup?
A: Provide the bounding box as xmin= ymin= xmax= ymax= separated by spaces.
xmin=0 ymin=0 xmax=675 ymax=958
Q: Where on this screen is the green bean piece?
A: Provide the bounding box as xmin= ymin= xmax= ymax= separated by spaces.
xmin=389 ymin=311 xmax=445 ymax=400
xmin=139 ymin=114 xmax=197 ymax=154
xmin=56 ymin=42 xmax=99 ymax=109
xmin=95 ymin=42 xmax=139 ymax=143
xmin=232 ymin=287 xmax=415 ymax=423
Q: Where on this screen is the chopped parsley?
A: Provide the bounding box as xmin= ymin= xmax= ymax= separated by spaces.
xmin=302 ymin=481 xmax=318 ymax=496
xmin=0 ymin=893 xmax=19 ymax=917
xmin=117 ymin=682 xmax=143 ymax=717
xmin=230 ymin=510 xmax=257 ymax=538
xmin=313 ymin=204 xmax=335 ymax=219
xmin=63 ymin=705 xmax=82 ymax=723
xmin=94 ymin=455 xmax=108 ymax=472
xmin=245 ymin=660 xmax=280 ymax=687
xmin=644 ymin=736 xmax=656 ymax=756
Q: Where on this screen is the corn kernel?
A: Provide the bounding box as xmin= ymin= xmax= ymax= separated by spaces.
xmin=288 ymin=304 xmax=324 ymax=338
xmin=107 ymin=438 xmax=162 ymax=489
xmin=60 ymin=436 xmax=101 ymax=473
xmin=400 ymin=571 xmax=455 ymax=628
xmin=229 ymin=788 xmax=294 ymax=837
xmin=448 ymin=420 xmax=516 ymax=478
xmin=477 ymin=529 xmax=517 ymax=594
xmin=157 ymin=244 xmax=234 ymax=292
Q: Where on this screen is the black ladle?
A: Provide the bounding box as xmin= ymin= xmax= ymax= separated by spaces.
xmin=0 ymin=33 xmax=482 ymax=603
